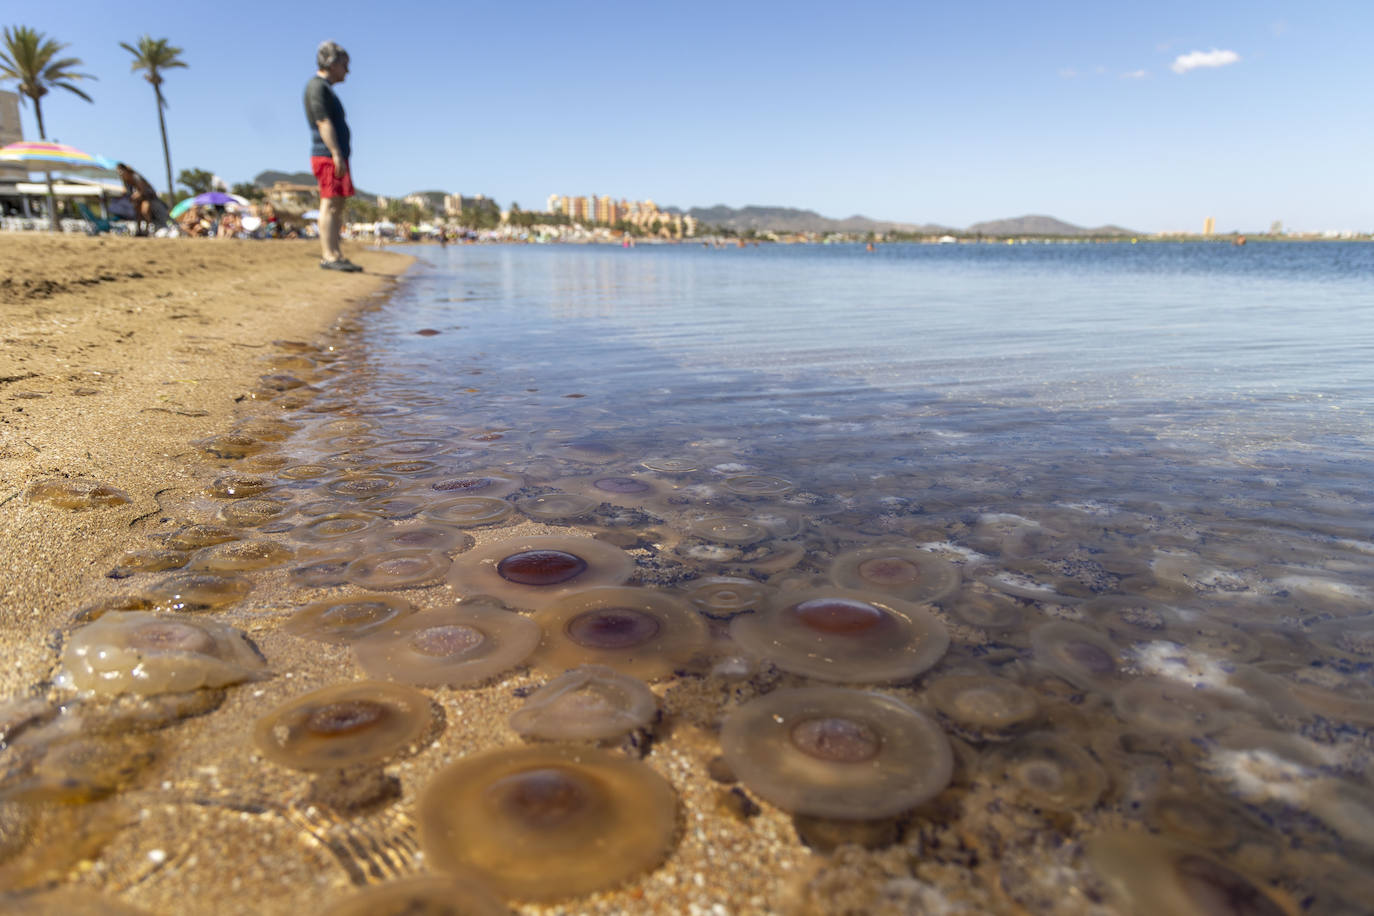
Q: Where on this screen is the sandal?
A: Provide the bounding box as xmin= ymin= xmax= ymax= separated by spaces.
xmin=320 ymin=258 xmax=363 ymax=272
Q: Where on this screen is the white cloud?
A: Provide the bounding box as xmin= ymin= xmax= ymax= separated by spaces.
xmin=1058 ymin=67 xmax=1078 ymax=79
xmin=1171 ymin=48 xmax=1240 ymax=74
xmin=1121 ymin=69 xmax=1148 ymax=79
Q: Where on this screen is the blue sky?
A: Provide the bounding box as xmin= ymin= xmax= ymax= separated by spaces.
xmin=4 ymin=0 xmax=1369 ymax=233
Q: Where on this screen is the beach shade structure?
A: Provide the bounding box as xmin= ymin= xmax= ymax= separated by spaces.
xmin=0 ymin=141 xmax=119 ymax=176
xmin=301 ymin=209 xmax=320 ymax=221
xmin=169 ymin=192 xmax=251 ymax=219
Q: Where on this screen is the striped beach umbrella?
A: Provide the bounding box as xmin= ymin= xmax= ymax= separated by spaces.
xmin=0 ymin=140 xmax=119 ymax=175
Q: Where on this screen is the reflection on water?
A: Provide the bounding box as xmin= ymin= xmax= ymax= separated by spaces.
xmin=7 ymin=242 xmax=1374 ymax=914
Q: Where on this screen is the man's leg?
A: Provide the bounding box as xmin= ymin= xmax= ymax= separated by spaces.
xmin=319 ymin=196 xmax=343 ymax=262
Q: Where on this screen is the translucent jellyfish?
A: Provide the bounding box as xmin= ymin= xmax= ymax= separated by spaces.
xmin=426 ymin=496 xmax=515 ymax=528
xmin=106 ymin=548 xmax=190 ymax=579
xmin=143 ymin=573 xmax=253 ymax=611
xmin=516 ymin=493 xmax=598 ymax=522
xmin=369 ymin=522 xmax=473 ymax=553
xmin=252 ymin=681 xmax=432 ymax=771
xmin=448 ymin=536 xmax=636 ymax=610
xmin=417 ymin=745 xmax=677 ymax=901
xmin=1112 ymin=678 xmax=1226 ymax=736
xmin=351 ymin=605 xmax=540 ymax=687
xmin=720 ymin=687 xmax=953 ymax=819
xmin=509 ymin=665 xmax=658 ymax=741
xmin=290 ymin=512 xmax=379 ymax=542
xmin=925 ymin=674 xmax=1042 ymax=743
xmin=1087 ymin=832 xmax=1293 ymax=916
xmin=325 ymin=474 xmax=402 ymax=500
xmin=161 ymin=523 xmax=240 ymax=550
xmin=27 ymin=478 xmax=131 ymax=510
xmin=206 ymin=474 xmax=273 ymax=499
xmin=284 ymin=595 xmax=418 ymax=645
xmin=345 ymin=548 xmax=452 ymax=590
xmin=193 ymin=432 xmax=265 ymax=459
xmin=729 ymin=588 xmax=949 ymax=684
xmin=1029 ymin=621 xmax=1123 ymax=691
xmin=57 ymin=611 xmax=267 ymax=695
xmin=683 ymin=576 xmax=774 ymax=620
xmin=947 ymin=587 xmax=1027 ymax=631
xmin=188 ymin=539 xmax=294 ymax=573
xmin=429 ymin=472 xmax=522 ymax=499
xmin=980 ymin=733 xmax=1107 ymax=810
xmin=217 ymin=497 xmax=291 ymax=527
xmin=829 ymin=545 xmax=961 ymax=604
xmin=530 ymin=586 xmax=708 ymax=681
xmin=723 ymin=475 xmax=794 ymax=498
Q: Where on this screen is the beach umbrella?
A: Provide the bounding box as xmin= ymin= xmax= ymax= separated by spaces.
xmin=0 ymin=140 xmax=119 ymax=176
xmin=301 ymin=209 xmax=320 ymax=221
xmin=169 ymin=192 xmax=251 ymax=219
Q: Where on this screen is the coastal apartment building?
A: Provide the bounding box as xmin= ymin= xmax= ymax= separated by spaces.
xmin=547 ymin=192 xmax=697 ymax=237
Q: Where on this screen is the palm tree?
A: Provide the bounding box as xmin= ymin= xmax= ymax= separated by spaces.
xmin=0 ymin=25 xmax=96 ymax=229
xmin=120 ymin=35 xmax=186 ymax=202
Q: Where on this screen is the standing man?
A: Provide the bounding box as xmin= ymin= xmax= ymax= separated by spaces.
xmin=305 ymin=40 xmax=361 ymax=271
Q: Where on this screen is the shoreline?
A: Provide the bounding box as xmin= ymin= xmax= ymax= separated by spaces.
xmin=0 ymin=236 xmax=413 ymax=698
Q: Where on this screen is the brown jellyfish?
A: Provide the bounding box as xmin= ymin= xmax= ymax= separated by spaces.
xmin=351 ymin=605 xmax=540 ymax=687
xmin=980 ymin=733 xmax=1107 ymax=811
xmin=417 ymin=745 xmax=677 ymax=902
xmin=719 ymin=687 xmax=953 ymax=819
xmin=1086 ymin=832 xmax=1295 ymax=916
xmin=428 ymin=471 xmax=523 ymax=499
xmin=26 ymin=478 xmax=131 ymax=510
xmin=529 ymin=586 xmax=708 ymax=681
xmin=161 ymin=523 xmax=240 ymax=550
xmin=829 ymin=545 xmax=961 ymax=604
xmin=1029 ymin=621 xmax=1123 ymax=691
xmin=216 ymin=496 xmax=291 ymax=527
xmin=284 ymin=595 xmax=418 ymax=645
xmin=252 ymin=681 xmax=432 ymax=771
xmin=729 ymin=587 xmax=949 ymax=684
xmin=509 ymin=665 xmax=658 ymax=742
xmin=106 ymin=548 xmax=190 ymax=578
xmin=448 ymin=536 xmax=636 ymax=610
xmin=323 ymin=874 xmax=510 ymax=916
xmin=925 ymin=674 xmax=1042 ymax=743
xmin=57 ymin=611 xmax=267 ymax=696
xmin=206 ymin=474 xmax=274 ymax=499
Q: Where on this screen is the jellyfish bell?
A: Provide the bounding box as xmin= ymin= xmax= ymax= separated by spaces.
xmin=417 ymin=745 xmax=677 ymax=902
xmin=980 ymin=733 xmax=1107 ymax=811
xmin=252 ymin=681 xmax=432 ymax=771
xmin=57 ymin=611 xmax=267 ymax=696
xmin=1086 ymin=832 xmax=1296 ymax=916
xmin=448 ymin=536 xmax=635 ymax=611
xmin=351 ymin=605 xmax=540 ymax=687
xmin=284 ymin=595 xmax=418 ymax=645
xmin=509 ymin=665 xmax=658 ymax=741
xmin=829 ymin=545 xmax=961 ymax=604
xmin=730 ymin=588 xmax=949 ymax=684
xmin=561 ymin=473 xmax=669 ymax=509
xmin=27 ymin=478 xmax=132 ymax=511
xmin=530 ymin=586 xmax=708 ymax=681
xmin=323 ymin=874 xmax=510 ymax=916
xmin=720 ymin=687 xmax=953 ymax=819
xmin=683 ymin=576 xmax=774 ymax=620
xmin=925 ymin=674 xmax=1042 ymax=743
xmin=1029 ymin=621 xmax=1123 ymax=691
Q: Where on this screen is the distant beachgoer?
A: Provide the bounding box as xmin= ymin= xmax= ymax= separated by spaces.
xmin=305 ymin=40 xmax=360 ymax=271
xmin=116 ymin=162 xmax=159 ymax=236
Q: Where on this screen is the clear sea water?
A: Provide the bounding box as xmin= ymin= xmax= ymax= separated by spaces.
xmin=285 ymin=241 xmax=1374 ymax=910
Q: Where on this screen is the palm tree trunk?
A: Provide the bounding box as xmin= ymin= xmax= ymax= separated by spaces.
xmin=34 ymin=99 xmax=58 ymax=233
xmin=154 ymin=85 xmax=172 ymax=203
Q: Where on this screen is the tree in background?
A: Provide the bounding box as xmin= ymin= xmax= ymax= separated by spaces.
xmin=230 ymin=182 xmax=265 ymax=202
xmin=344 ymin=197 xmax=379 ymax=223
xmin=177 ymin=167 xmax=215 ymax=195
xmin=0 ymin=25 xmax=96 ymax=230
xmin=120 ymin=35 xmax=187 ymax=202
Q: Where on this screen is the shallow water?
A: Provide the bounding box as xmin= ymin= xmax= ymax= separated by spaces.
xmin=13 ymin=240 xmax=1374 ymax=914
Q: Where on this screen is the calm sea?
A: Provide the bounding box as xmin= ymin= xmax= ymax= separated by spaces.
xmin=359 ymin=241 xmax=1374 ymax=528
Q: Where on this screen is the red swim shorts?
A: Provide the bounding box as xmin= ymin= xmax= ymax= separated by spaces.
xmin=311 ymin=155 xmax=355 ymax=199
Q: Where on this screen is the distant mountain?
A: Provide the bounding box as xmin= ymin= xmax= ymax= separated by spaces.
xmin=964 ymin=214 xmax=1136 ymax=237
xmin=680 ymin=204 xmax=949 ymax=235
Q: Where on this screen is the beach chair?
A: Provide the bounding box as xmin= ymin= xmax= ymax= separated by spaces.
xmin=77 ymin=201 xmax=115 ymax=235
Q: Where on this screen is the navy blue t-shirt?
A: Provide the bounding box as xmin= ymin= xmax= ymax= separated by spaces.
xmin=304 ymin=75 xmax=350 ymax=160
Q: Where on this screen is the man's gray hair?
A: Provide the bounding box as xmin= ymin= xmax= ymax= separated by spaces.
xmin=317 ymin=40 xmax=348 ymax=69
